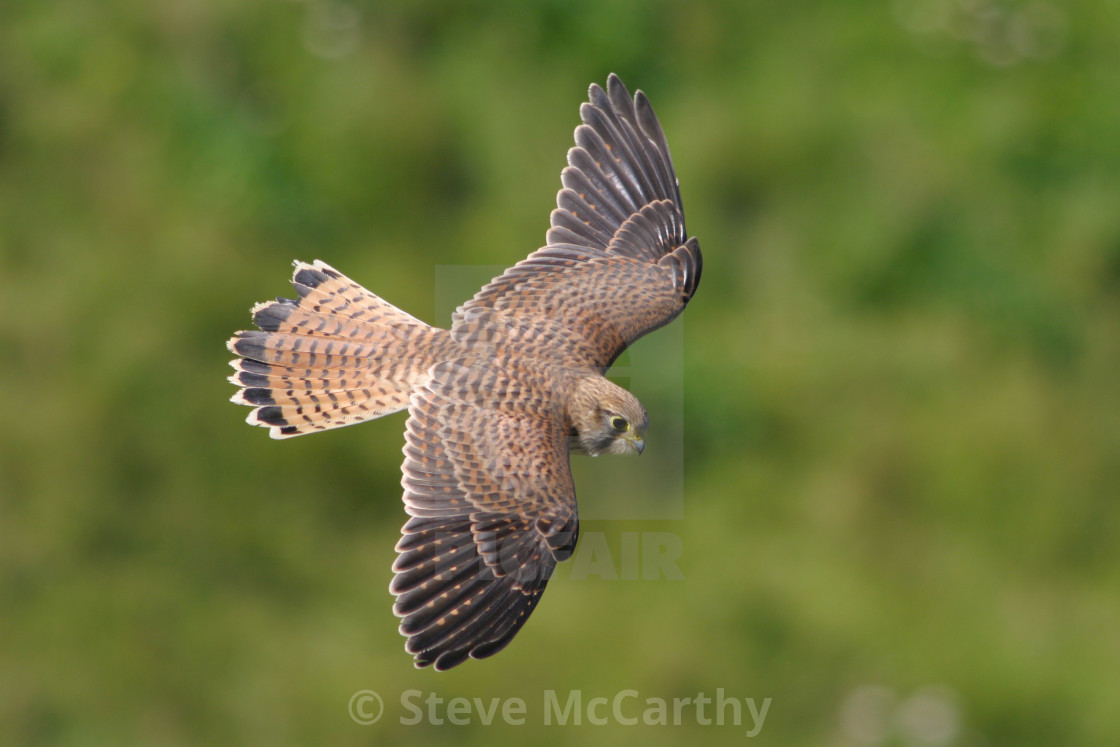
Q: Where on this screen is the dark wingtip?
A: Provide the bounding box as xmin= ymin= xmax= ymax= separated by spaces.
xmin=254 ymin=405 xmax=288 ymax=426
xmin=289 ymin=259 xmax=342 ymax=297
xmin=238 ymin=359 xmax=270 ymax=375
xmin=230 ymin=331 xmax=268 ymax=360
xmin=605 ymin=73 xmax=636 ymax=120
xmin=606 ymin=72 xmax=627 ymax=98
xmin=432 ymin=648 xmax=471 ymax=671
xmin=293 ymin=266 xmax=331 ymax=290
xmin=242 ymin=387 xmax=276 ymax=406
xmin=634 ymin=89 xmax=661 ymax=140
xmin=233 ymin=370 xmax=270 ymax=387
xmin=251 ymin=300 xmax=294 ymax=332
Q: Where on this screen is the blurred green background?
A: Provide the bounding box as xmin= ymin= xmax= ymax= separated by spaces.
xmin=3 ymin=0 xmax=1119 ymax=745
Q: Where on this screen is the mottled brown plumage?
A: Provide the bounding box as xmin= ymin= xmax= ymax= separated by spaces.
xmin=226 ymin=74 xmax=701 ymax=670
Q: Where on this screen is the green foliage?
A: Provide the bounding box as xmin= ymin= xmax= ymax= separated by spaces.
xmin=2 ymin=1 xmax=1118 ymax=744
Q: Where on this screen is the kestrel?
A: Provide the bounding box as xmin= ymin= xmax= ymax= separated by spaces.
xmin=227 ymin=75 xmax=701 ymax=670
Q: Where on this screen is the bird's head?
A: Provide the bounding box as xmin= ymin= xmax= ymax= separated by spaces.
xmin=569 ymin=376 xmax=648 ymax=457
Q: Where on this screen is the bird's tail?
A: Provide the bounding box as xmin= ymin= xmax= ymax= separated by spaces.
xmin=227 ymin=260 xmax=455 ymax=438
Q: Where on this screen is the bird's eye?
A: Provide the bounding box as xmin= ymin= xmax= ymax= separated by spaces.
xmin=610 ymin=416 xmax=628 ymax=432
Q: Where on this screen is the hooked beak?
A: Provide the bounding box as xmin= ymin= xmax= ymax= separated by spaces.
xmin=630 ymin=436 xmax=645 ymax=455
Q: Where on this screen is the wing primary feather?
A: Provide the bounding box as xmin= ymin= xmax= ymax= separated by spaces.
xmin=633 ymin=89 xmax=682 ymax=208
xmin=602 ymin=82 xmax=664 ymax=203
xmin=585 ymin=85 xmax=661 ymax=205
xmin=574 ymin=116 xmax=646 ymax=210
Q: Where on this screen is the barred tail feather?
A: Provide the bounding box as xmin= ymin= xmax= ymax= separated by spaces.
xmin=227 ymin=260 xmax=455 ymax=438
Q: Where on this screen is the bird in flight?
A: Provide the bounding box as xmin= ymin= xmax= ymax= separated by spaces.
xmin=227 ymin=74 xmax=701 ymax=670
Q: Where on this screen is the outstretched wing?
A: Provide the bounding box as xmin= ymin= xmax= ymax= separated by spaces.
xmin=453 ymin=73 xmax=701 ymax=371
xmin=390 ymin=360 xmax=579 ymax=670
